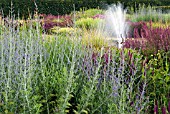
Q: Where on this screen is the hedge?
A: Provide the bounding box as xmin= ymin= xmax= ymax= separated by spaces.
xmin=0 ymin=0 xmax=105 ymax=18
xmin=0 ymin=0 xmax=170 ymax=18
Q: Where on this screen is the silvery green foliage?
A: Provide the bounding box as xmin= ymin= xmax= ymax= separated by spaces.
xmin=75 ymin=48 xmax=149 ymax=114
xmin=0 ymin=17 xmax=149 ymax=114
xmin=0 ymin=17 xmax=47 ymax=113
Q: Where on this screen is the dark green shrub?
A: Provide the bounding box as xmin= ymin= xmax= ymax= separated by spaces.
xmin=0 ymin=0 xmax=169 ymax=19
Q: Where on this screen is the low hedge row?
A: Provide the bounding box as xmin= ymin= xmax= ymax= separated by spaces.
xmin=0 ymin=0 xmax=105 ymax=18
xmin=0 ymin=0 xmax=170 ymax=18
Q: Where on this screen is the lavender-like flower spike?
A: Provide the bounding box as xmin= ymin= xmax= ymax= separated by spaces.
xmin=161 ymin=106 xmax=167 ymax=114
xmin=168 ymin=101 xmax=170 ymax=113
xmin=154 ymin=100 xmax=158 ymax=114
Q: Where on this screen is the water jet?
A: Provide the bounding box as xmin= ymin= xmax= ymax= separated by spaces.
xmin=102 ymin=3 xmax=129 ymax=48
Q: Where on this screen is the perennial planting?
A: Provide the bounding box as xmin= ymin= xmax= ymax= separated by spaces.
xmin=0 ymin=4 xmax=170 ymax=114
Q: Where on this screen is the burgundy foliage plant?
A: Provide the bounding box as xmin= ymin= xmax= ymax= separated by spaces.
xmin=42 ymin=14 xmax=73 ymax=30
xmin=124 ymin=21 xmax=170 ymax=56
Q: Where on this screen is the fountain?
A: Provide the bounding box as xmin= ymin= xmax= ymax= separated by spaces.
xmin=102 ymin=3 xmax=129 ymax=48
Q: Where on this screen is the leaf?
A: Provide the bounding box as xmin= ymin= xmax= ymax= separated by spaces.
xmin=9 ymin=102 xmax=14 ymax=105
xmin=0 ymin=102 xmax=3 ymax=106
xmin=67 ymin=102 xmax=72 ymax=107
xmin=165 ymin=76 xmax=170 ymax=83
xmin=50 ymin=94 xmax=56 ymax=97
xmin=63 ymin=67 xmax=68 ymax=77
xmin=65 ymin=110 xmax=69 ymax=113
xmin=7 ymin=112 xmax=14 ymax=114
xmin=73 ymin=110 xmax=79 ymax=114
xmin=81 ymin=110 xmax=88 ymax=114
xmin=150 ymin=92 xmax=156 ymax=96
xmin=41 ymin=100 xmax=47 ymax=103
xmin=5 ymin=110 xmax=8 ymax=114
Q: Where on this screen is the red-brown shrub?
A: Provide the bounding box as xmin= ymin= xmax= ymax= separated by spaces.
xmin=42 ymin=14 xmax=73 ymax=30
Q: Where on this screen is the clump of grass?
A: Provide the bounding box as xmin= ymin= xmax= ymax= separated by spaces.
xmin=129 ymin=4 xmax=170 ymax=23
xmin=80 ymin=29 xmax=108 ymax=50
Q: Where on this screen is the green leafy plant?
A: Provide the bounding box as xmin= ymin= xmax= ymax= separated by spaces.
xmin=75 ymin=18 xmax=103 ymax=29
xmin=146 ymin=51 xmax=170 ymax=113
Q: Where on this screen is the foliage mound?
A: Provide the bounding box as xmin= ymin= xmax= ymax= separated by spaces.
xmin=75 ymin=18 xmax=103 ymax=30
xmin=43 ymin=14 xmax=73 ymax=31
xmin=49 ymin=27 xmax=81 ymax=36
